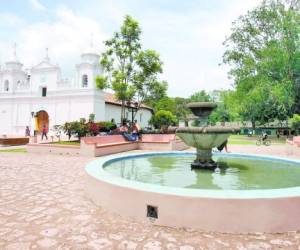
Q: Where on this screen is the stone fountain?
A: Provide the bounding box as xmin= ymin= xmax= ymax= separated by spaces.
xmin=176 ymin=102 xmax=239 ymax=169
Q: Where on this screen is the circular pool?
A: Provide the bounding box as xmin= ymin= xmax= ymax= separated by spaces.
xmin=85 ymin=152 xmax=300 ymax=233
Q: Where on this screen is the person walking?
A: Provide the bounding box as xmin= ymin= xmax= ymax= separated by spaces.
xmin=41 ymin=124 xmax=48 ymax=140
xmin=25 ymin=126 xmax=30 ymax=137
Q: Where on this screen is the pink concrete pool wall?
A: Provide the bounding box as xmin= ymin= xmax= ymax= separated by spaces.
xmin=85 ymin=152 xmax=300 ymax=233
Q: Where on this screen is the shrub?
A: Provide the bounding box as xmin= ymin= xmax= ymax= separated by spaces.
xmin=290 ymin=114 xmax=300 ymax=133
xmin=63 ymin=121 xmax=88 ymax=139
xmin=96 ymin=121 xmax=117 ymax=132
xmin=149 ymin=110 xmax=177 ymax=130
xmin=87 ymin=121 xmax=99 ymax=136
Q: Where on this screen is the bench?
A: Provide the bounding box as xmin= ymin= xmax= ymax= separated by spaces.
xmin=80 ymin=135 xmax=138 ymax=157
xmin=80 ymin=134 xmax=189 ymax=157
xmin=287 ymin=136 xmax=300 ymax=147
xmin=141 ymin=134 xmax=176 ymax=143
xmin=0 ymin=137 xmax=29 ymax=146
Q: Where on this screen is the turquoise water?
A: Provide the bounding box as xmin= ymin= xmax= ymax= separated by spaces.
xmin=104 ymin=155 xmax=300 ymax=190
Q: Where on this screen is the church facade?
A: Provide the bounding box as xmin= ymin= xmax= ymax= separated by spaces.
xmin=0 ymin=45 xmax=153 ymax=136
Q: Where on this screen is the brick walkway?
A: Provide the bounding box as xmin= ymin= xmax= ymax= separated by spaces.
xmin=1 ymin=145 xmax=300 ymax=249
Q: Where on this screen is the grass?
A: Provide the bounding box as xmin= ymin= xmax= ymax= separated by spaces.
xmin=228 ymin=140 xmax=255 ymax=145
xmin=228 ymin=134 xmax=287 ymax=145
xmin=0 ymin=148 xmax=27 ymax=153
xmin=51 ymin=141 xmax=80 ymax=146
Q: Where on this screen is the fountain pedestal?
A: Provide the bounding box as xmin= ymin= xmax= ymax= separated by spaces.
xmin=192 ymin=149 xmax=217 ymax=169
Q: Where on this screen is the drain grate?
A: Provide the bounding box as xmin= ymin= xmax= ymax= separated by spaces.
xmin=147 ymin=205 xmax=158 ymax=219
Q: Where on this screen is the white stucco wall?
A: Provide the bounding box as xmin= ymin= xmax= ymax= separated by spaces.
xmin=31 ymin=68 xmax=61 ymax=92
xmin=105 ymin=104 xmax=152 ymax=128
xmin=0 ymin=47 xmax=151 ymax=135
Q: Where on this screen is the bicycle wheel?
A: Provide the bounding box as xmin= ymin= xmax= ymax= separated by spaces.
xmin=264 ymin=139 xmax=271 ymax=146
xmin=256 ymin=140 xmax=261 ymax=146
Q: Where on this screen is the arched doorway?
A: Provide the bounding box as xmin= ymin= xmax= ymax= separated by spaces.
xmin=35 ymin=110 xmax=49 ymax=133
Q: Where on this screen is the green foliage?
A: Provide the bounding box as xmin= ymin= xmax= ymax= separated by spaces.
xmin=290 ymin=114 xmax=300 ymax=131
xmin=95 ymin=121 xmax=117 ymax=132
xmin=63 ymin=120 xmax=117 ymax=138
xmin=149 ymin=110 xmax=177 ymax=129
xmin=97 ymin=15 xmax=167 ymax=122
xmin=63 ymin=120 xmax=88 ymax=139
xmin=223 ymin=0 xmax=300 ymax=126
xmin=89 ymin=113 xmax=95 ymax=122
xmin=189 ymin=90 xmax=211 ymax=102
xmin=95 ymin=75 xmax=109 ymax=89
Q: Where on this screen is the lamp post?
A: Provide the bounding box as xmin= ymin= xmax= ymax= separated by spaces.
xmin=126 ymin=101 xmax=138 ymax=127
xmin=30 ymin=111 xmax=36 ymax=140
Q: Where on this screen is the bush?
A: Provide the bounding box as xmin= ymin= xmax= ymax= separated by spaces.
xmin=290 ymin=114 xmax=300 ymax=133
xmin=96 ymin=121 xmax=117 ymax=132
xmin=63 ymin=119 xmax=118 ymax=138
xmin=149 ymin=110 xmax=177 ymax=130
xmin=63 ymin=121 xmax=88 ymax=139
xmin=87 ymin=121 xmax=99 ymax=136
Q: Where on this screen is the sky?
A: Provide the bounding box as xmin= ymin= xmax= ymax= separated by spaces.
xmin=0 ymin=0 xmax=262 ymax=97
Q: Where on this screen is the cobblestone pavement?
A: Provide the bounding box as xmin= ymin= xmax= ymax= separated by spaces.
xmin=1 ymin=146 xmax=300 ymax=249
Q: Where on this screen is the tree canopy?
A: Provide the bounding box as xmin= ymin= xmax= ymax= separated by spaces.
xmin=223 ymin=0 xmax=300 ymax=127
xmin=96 ymin=15 xmax=167 ymax=122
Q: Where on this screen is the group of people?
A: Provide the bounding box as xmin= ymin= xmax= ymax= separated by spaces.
xmin=117 ymin=120 xmax=141 ymax=141
xmin=25 ymin=125 xmax=49 ymax=140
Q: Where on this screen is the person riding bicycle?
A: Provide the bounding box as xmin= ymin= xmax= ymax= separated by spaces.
xmin=262 ymin=131 xmax=268 ymax=142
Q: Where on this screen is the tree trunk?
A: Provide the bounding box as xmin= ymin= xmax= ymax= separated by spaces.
xmin=251 ymin=120 xmax=256 ymax=130
xmin=121 ymin=100 xmax=125 ymax=125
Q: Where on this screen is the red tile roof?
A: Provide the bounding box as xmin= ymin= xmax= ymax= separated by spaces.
xmin=104 ymin=92 xmax=153 ymax=111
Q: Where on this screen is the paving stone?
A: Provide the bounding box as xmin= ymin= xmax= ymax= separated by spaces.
xmin=1 ymin=150 xmax=300 ymax=249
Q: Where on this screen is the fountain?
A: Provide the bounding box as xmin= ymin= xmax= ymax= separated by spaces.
xmin=176 ymin=102 xmax=239 ymax=169
xmin=85 ymin=102 xmax=300 ymax=233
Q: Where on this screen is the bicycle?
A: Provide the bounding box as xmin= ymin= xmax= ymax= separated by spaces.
xmin=256 ymin=137 xmax=271 ymax=146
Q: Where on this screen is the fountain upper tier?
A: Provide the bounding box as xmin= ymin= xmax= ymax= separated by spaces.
xmin=187 ymin=102 xmax=217 ymax=119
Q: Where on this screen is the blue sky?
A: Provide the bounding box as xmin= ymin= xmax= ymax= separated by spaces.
xmin=0 ymin=0 xmax=262 ymax=97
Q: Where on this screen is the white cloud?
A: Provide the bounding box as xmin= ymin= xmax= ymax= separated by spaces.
xmin=29 ymin=0 xmax=46 ymax=11
xmin=0 ymin=13 xmax=24 ymax=28
xmin=0 ymin=6 xmax=106 ymax=77
xmin=0 ymin=0 xmax=263 ymax=96
xmin=136 ymin=0 xmax=262 ymax=97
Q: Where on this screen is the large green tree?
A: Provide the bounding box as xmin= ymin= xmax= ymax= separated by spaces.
xmin=96 ymin=15 xmax=167 ymax=122
xmin=189 ymin=90 xmax=211 ymax=102
xmin=223 ymin=0 xmax=300 ymax=127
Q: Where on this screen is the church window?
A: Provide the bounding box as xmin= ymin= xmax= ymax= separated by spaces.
xmin=42 ymin=87 xmax=47 ymax=97
xmin=4 ymin=80 xmax=9 ymax=91
xmin=82 ymin=74 xmax=88 ymax=87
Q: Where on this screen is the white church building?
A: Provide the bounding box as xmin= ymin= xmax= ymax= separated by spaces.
xmin=0 ymin=44 xmax=153 ymax=136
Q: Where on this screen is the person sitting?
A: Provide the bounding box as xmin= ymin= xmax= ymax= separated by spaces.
xmin=121 ymin=122 xmax=138 ymax=141
xmin=132 ymin=121 xmax=141 ymax=140
xmin=217 ymin=139 xmax=229 ymax=153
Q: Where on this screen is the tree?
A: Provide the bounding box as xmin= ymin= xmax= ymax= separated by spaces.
xmin=96 ymin=15 xmax=167 ymax=122
xmin=290 ymin=114 xmax=300 ymax=133
xmin=223 ymin=0 xmax=300 ymax=127
xmin=149 ymin=110 xmax=177 ymax=130
xmin=189 ymin=90 xmax=211 ymax=102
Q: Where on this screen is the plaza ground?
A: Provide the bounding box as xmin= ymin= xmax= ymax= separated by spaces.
xmin=1 ymin=144 xmax=300 ymax=249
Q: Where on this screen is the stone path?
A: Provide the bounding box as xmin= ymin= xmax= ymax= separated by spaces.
xmin=1 ymin=146 xmax=300 ymax=249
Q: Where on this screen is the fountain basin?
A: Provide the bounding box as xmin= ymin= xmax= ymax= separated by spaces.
xmin=176 ymin=127 xmax=236 ymax=149
xmin=85 ymin=152 xmax=300 ymax=233
xmin=176 ymin=127 xmax=240 ymax=168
